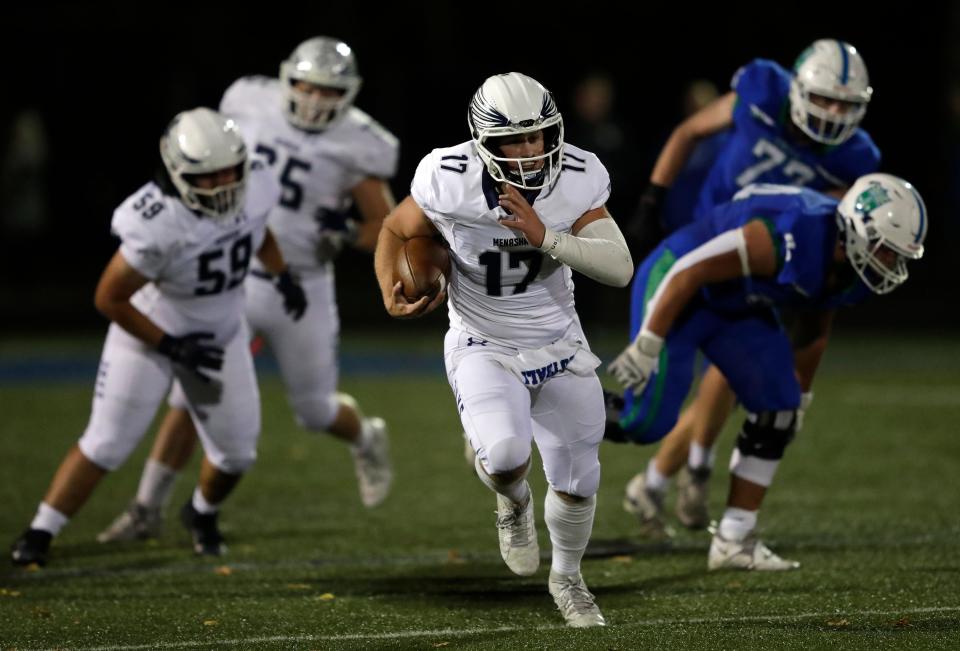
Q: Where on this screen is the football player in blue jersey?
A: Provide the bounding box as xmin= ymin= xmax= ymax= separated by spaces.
xmin=614 ymin=40 xmax=882 ymax=538
xmin=608 ymin=175 xmax=927 ymax=569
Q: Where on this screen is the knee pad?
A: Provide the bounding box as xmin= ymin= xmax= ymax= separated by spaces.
xmin=210 ymin=449 xmax=258 ymax=475
xmin=482 ymin=437 xmax=532 ymax=476
xmin=735 ymin=410 xmax=797 ymax=461
xmin=290 ymin=392 xmax=340 ymax=432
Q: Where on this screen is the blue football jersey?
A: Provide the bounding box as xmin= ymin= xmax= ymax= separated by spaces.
xmin=692 ymin=59 xmax=880 ymax=221
xmin=669 ymin=185 xmax=870 ymax=312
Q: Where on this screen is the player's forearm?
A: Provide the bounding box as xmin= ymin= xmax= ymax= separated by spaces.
xmin=641 ymin=229 xmax=749 ymax=338
xmin=373 ymin=225 xmax=404 ymax=299
xmin=538 ymin=218 xmax=633 ymax=287
xmin=98 ymin=301 xmax=165 ymax=348
xmin=650 ymin=123 xmax=701 ymax=187
xmin=256 ymin=230 xmax=287 ymax=275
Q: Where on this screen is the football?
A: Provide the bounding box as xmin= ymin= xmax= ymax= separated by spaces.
xmin=396 ymin=236 xmax=452 ymax=302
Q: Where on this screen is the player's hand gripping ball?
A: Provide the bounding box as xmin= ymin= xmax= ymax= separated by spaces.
xmin=395 ymin=237 xmax=452 ymax=301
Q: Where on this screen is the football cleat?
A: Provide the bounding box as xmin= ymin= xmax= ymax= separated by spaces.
xmin=623 ymin=472 xmax=673 ymax=540
xmin=708 ymin=531 xmax=800 ymax=571
xmin=351 ymin=417 xmax=393 ymax=508
xmin=97 ymin=501 xmax=164 ymax=543
xmin=548 ymin=571 xmax=607 ymax=627
xmin=10 ymin=528 xmax=52 ymax=567
xmin=180 ymin=500 xmax=226 ymax=556
xmin=675 ymin=465 xmax=711 ymax=530
xmin=495 ymin=485 xmax=539 ymax=576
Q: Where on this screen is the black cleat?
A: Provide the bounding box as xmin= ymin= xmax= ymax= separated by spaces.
xmin=180 ymin=500 xmax=226 ymax=556
xmin=11 ymin=528 xmax=52 ymax=567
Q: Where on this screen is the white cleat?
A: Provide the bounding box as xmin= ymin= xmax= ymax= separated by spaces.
xmin=351 ymin=417 xmax=393 ymax=508
xmin=548 ymin=571 xmax=607 ymax=628
xmin=97 ymin=501 xmax=164 ymax=543
xmin=708 ymin=531 xmax=800 ymax=571
xmin=495 ymin=485 xmax=539 ymax=576
xmin=623 ymin=473 xmax=673 ymax=541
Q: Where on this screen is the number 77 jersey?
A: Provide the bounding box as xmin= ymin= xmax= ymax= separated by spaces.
xmin=411 ymin=140 xmax=611 ymax=349
xmin=694 ymin=58 xmax=880 ymax=220
xmin=109 ymin=165 xmax=280 ymax=347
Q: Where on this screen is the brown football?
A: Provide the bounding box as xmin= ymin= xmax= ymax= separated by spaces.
xmin=396 ymin=236 xmax=452 ymax=302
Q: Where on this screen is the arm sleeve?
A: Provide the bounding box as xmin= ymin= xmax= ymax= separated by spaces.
xmin=538 ymin=216 xmax=634 ymax=287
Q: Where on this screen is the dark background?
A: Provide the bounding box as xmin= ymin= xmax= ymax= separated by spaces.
xmin=3 ymin=3 xmax=959 ymax=336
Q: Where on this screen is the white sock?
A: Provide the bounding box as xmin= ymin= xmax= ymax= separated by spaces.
xmin=136 ymin=459 xmax=179 ymax=509
xmin=191 ymin=487 xmax=219 ymax=515
xmin=352 ymin=418 xmax=374 ymax=451
xmin=718 ymin=507 xmax=757 ymax=542
xmin=688 ymin=442 xmax=716 ymax=470
xmin=545 ymin=489 xmax=596 ymax=577
xmin=31 ymin=502 xmax=69 ymax=536
xmin=474 ymin=454 xmax=530 ymax=505
xmin=644 ymin=458 xmax=669 ymax=493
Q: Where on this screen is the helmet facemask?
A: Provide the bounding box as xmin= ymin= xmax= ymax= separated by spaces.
xmin=280 ymin=37 xmax=362 ymax=131
xmin=789 ymin=39 xmax=872 ymax=146
xmin=179 ymin=164 xmax=248 ymax=221
xmin=837 ymin=175 xmax=926 ymax=295
xmin=790 ymin=81 xmax=867 ymax=145
xmin=159 ymin=108 xmax=250 ymax=222
xmin=475 ymin=117 xmax=564 ymax=190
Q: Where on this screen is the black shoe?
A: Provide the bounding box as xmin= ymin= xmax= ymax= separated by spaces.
xmin=179 ymin=501 xmax=225 ymax=556
xmin=11 ymin=528 xmax=52 ymax=566
xmin=602 ymin=390 xmax=630 ymax=443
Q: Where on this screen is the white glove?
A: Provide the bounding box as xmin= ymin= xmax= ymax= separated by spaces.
xmin=607 ymin=329 xmax=664 ymax=392
xmin=795 ymin=391 xmax=814 ymax=432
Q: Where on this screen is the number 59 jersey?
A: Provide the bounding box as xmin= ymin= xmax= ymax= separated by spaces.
xmin=110 ymin=165 xmax=281 ymax=346
xmin=220 ymin=76 xmax=399 ymax=276
xmin=411 ymin=141 xmax=611 ymax=349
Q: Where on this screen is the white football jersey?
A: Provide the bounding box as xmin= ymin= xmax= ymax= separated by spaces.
xmin=411 ymin=141 xmax=611 ymax=349
xmin=220 ymin=76 xmax=399 ymax=275
xmin=111 ymin=165 xmax=280 ymax=345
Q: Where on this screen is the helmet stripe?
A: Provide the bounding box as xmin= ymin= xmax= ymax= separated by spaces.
xmin=836 ymin=40 xmax=849 ymax=85
xmin=909 ymin=185 xmax=926 ymax=244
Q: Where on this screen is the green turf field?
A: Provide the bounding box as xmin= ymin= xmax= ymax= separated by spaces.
xmin=1 ymin=331 xmax=958 ymax=649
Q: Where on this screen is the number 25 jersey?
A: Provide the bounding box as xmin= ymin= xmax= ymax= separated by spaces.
xmin=110 ymin=165 xmax=280 ymax=345
xmin=411 ymin=141 xmax=610 ymax=349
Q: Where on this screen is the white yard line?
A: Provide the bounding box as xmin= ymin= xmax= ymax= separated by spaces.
xmin=32 ymin=605 xmax=960 ymax=651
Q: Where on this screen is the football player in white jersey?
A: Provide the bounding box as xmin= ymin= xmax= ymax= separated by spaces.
xmin=374 ymin=72 xmax=633 ymax=627
xmin=11 ymin=108 xmax=307 ymax=566
xmin=96 ymin=37 xmax=399 ymax=544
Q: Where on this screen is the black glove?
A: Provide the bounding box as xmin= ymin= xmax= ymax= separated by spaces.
xmin=157 ymin=332 xmax=224 ymax=383
xmin=276 ymin=268 xmax=307 ymax=321
xmin=315 ymin=207 xmax=360 ymax=262
xmin=626 ymin=183 xmax=669 ymax=259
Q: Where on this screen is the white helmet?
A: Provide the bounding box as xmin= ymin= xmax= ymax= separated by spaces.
xmin=837 ymin=173 xmax=926 ymax=295
xmin=159 ymin=108 xmax=248 ymax=221
xmin=280 ymin=37 xmax=362 ymax=131
xmin=790 ymin=39 xmax=872 ymax=145
xmin=468 ymin=72 xmax=564 ymax=190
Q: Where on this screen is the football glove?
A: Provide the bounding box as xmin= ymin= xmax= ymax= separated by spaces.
xmin=315 ymin=207 xmax=359 ymax=263
xmin=275 ymin=268 xmax=307 ymax=321
xmin=607 ymin=329 xmax=664 ymax=393
xmin=625 ymin=183 xmax=668 ymax=258
xmin=157 ymin=332 xmax=224 ymax=383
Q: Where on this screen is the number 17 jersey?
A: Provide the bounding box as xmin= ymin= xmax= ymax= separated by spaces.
xmin=411 ymin=141 xmax=610 ymax=349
